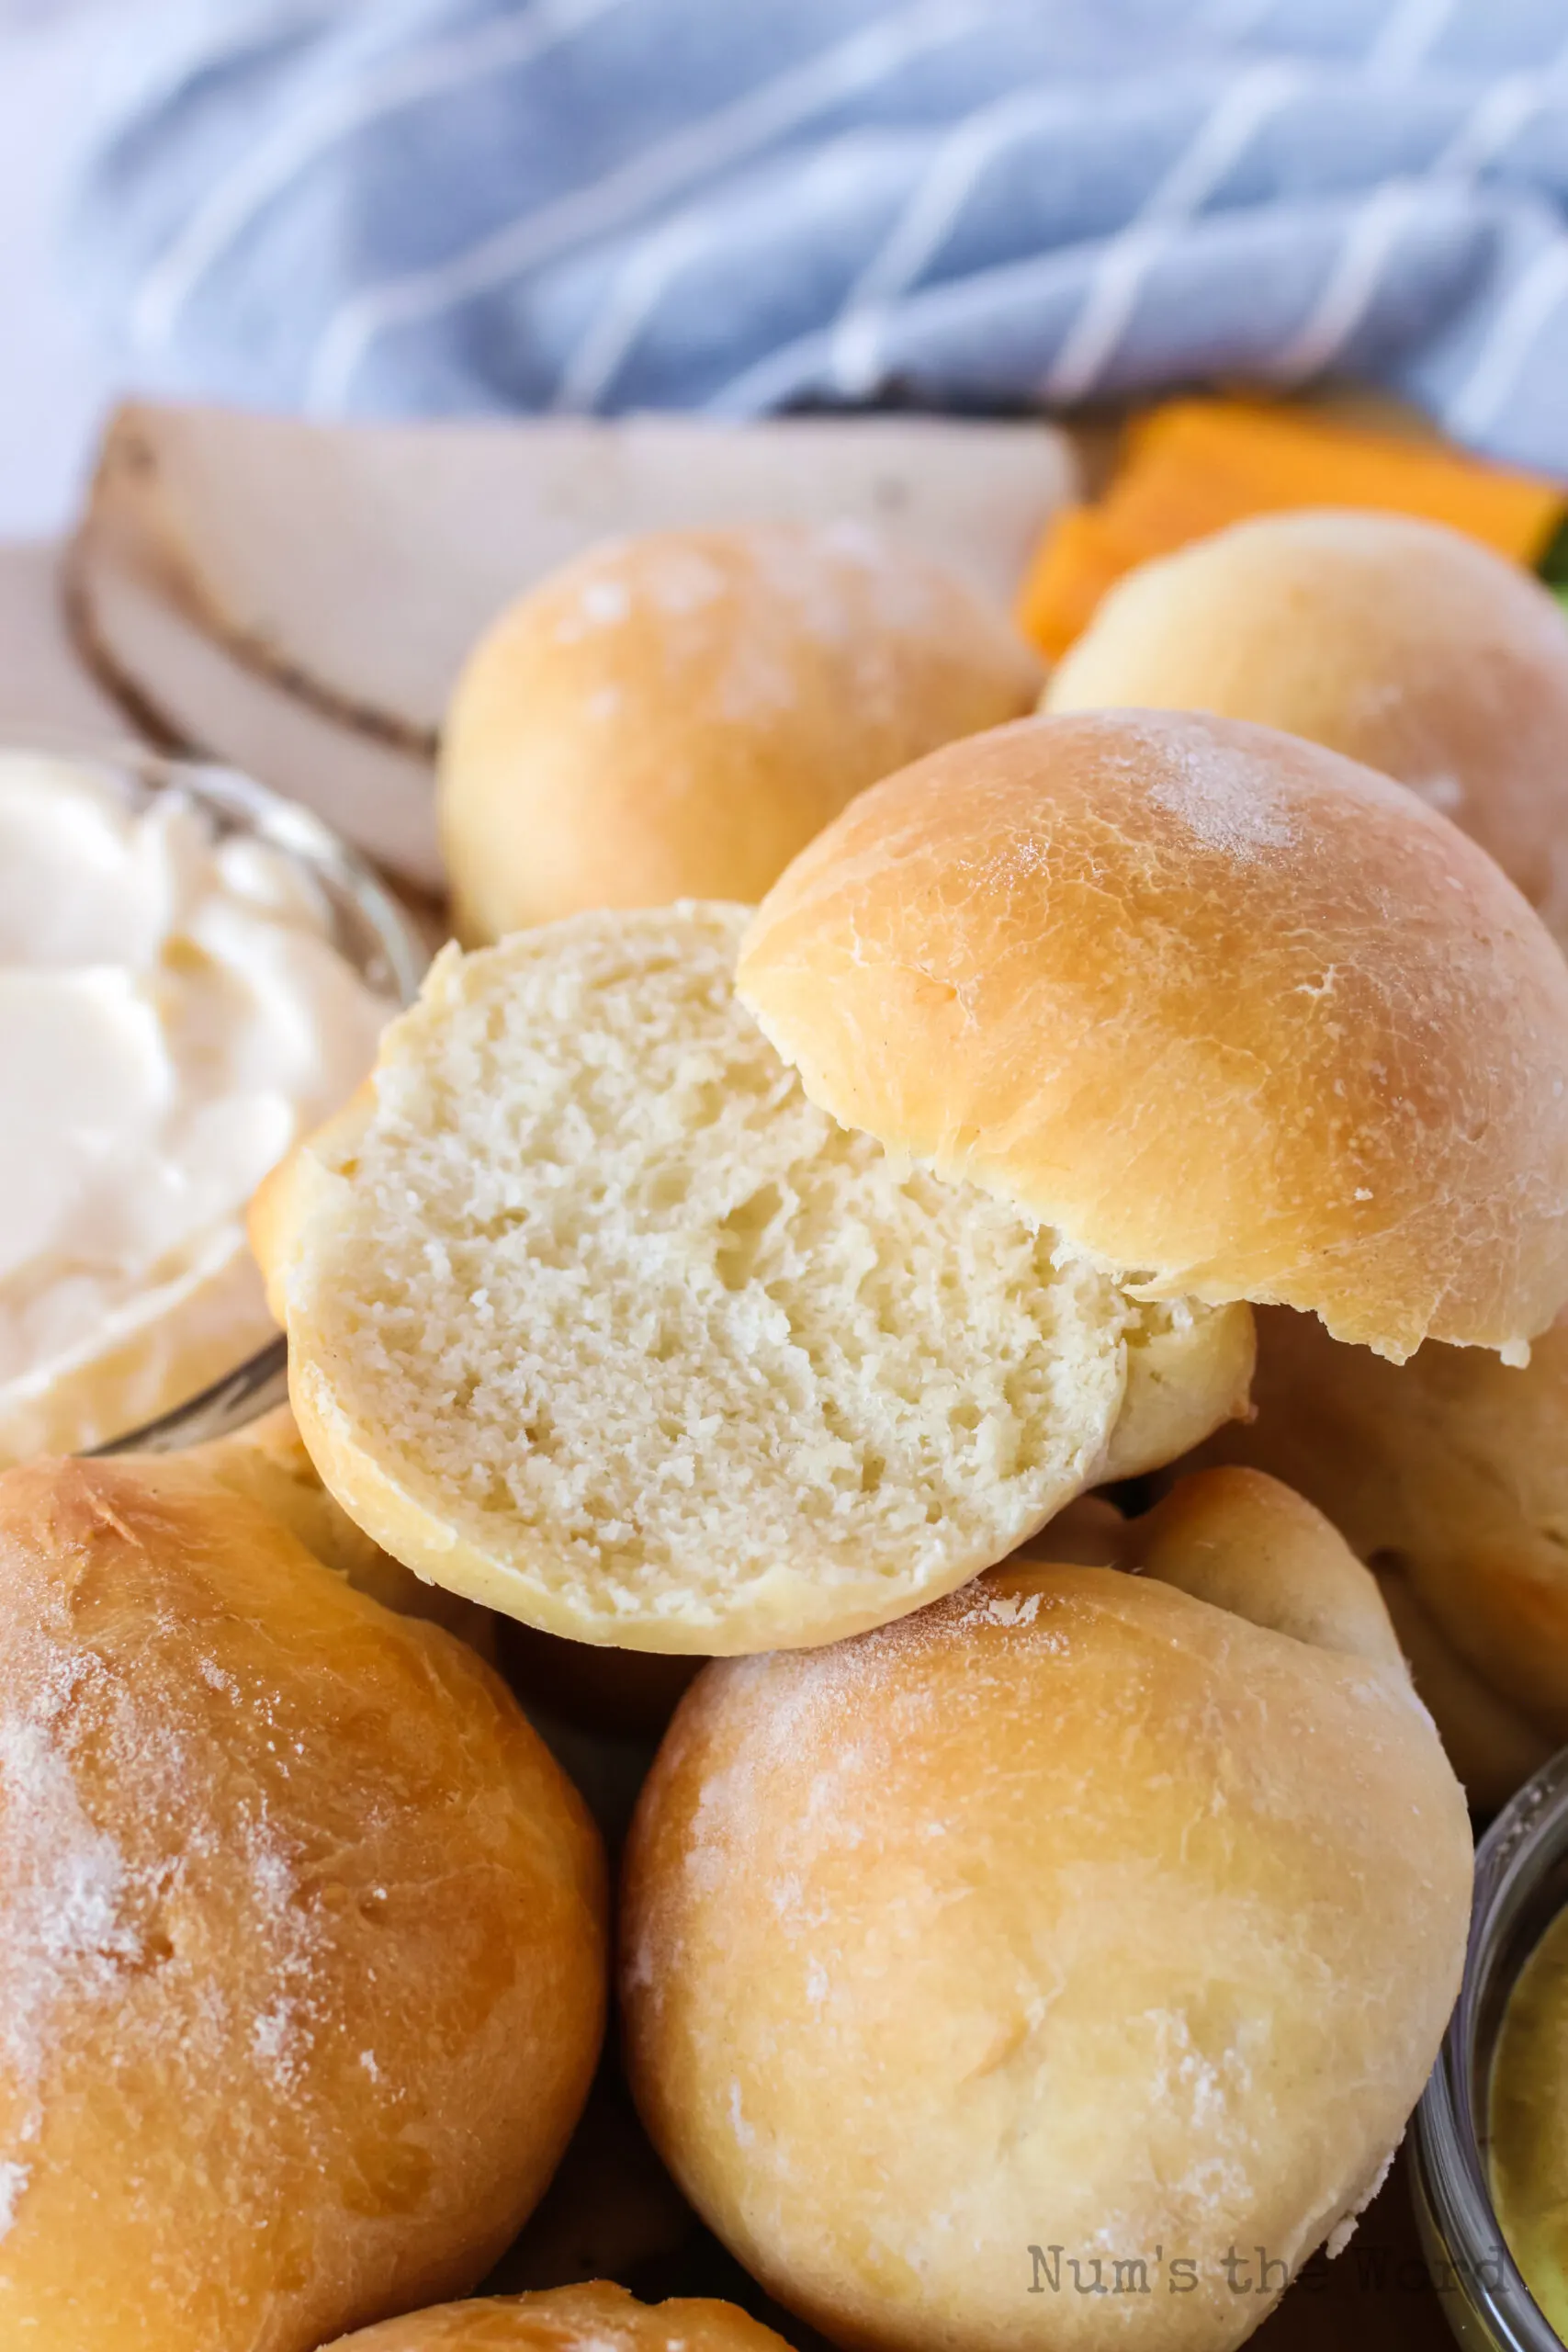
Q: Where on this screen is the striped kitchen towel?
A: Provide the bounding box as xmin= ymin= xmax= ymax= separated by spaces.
xmin=70 ymin=0 xmax=1568 ymax=473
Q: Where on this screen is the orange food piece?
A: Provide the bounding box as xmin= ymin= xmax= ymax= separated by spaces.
xmin=1018 ymin=396 xmax=1566 ymax=661
xmin=1014 ymin=506 xmax=1124 ymax=661
xmin=1123 ymin=398 xmax=1562 ymax=548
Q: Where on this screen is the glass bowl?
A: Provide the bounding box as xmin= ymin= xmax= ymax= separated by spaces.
xmin=0 ymin=732 xmax=430 ymax=1458
xmin=1414 ymin=1745 xmax=1568 ymax=2351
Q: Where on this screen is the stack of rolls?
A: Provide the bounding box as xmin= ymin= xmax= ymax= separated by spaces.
xmin=1043 ymin=504 xmax=1568 ymax=1811
xmin=8 ymin=512 xmax=1568 ymax=2351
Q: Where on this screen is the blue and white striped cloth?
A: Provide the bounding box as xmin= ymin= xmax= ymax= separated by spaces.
xmin=71 ymin=0 xmax=1568 ymax=474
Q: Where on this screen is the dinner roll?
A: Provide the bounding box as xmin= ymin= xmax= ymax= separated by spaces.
xmin=738 ymin=709 xmax=1568 ymax=1361
xmin=1043 ymin=509 xmax=1568 ymax=944
xmin=173 ymin=1402 xmax=497 ymax=1653
xmin=439 ymin=524 xmax=1042 ymax=942
xmin=321 ymin=2279 xmax=793 ymax=2348
xmin=1192 ymin=1306 xmax=1568 ymax=1804
xmin=622 ymin=1467 xmax=1472 ymax=2352
xmin=0 ymin=1453 xmax=606 ymax=2352
xmin=173 ymin=1400 xmax=395 ymax=1587
xmin=254 ymin=902 xmax=1251 ymax=1652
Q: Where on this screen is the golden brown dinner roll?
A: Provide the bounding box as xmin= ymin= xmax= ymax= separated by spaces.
xmin=1043 ymin=509 xmax=1568 ymax=944
xmin=175 ymin=1399 xmax=394 ymax=1585
xmin=321 ymin=2278 xmax=794 ymax=2348
xmin=623 ymin=1467 xmax=1472 ymax=2352
xmin=1017 ymin=1467 xmax=1411 ymax=1665
xmin=1193 ymin=1306 xmax=1568 ymax=1804
xmin=438 ymin=524 xmax=1042 ymax=942
xmin=0 ymin=1452 xmax=606 ymax=2352
xmin=738 ymin=709 xmax=1568 ymax=1362
xmin=171 ymin=1401 xmax=496 ymax=1653
xmin=254 ymin=902 xmax=1252 ymax=1653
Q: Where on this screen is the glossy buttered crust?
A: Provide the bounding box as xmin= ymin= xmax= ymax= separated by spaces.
xmin=175 ymin=1402 xmax=498 ymax=1656
xmin=0 ymin=1454 xmax=607 ymax=2352
xmin=438 ymin=524 xmax=1043 ymax=943
xmin=321 ymin=2278 xmax=793 ymax=2348
xmin=622 ymin=1469 xmax=1472 ymax=2352
xmin=738 ymin=709 xmax=1568 ymax=1361
xmin=1196 ymin=1305 xmax=1568 ymax=1792
xmin=1044 ymin=508 xmax=1568 ymax=946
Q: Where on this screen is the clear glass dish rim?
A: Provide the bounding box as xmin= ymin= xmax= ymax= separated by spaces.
xmin=0 ymin=728 xmax=429 ymax=1458
xmin=1414 ymin=1744 xmax=1568 ymax=2351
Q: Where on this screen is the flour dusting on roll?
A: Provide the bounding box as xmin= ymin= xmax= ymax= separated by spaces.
xmin=439 ymin=524 xmax=1043 ymax=942
xmin=739 ymin=708 xmax=1568 ymax=1360
xmin=1044 ymin=508 xmax=1568 ymax=945
xmin=0 ymin=1453 xmax=605 ymax=2352
xmin=622 ymin=1469 xmax=1471 ymax=2352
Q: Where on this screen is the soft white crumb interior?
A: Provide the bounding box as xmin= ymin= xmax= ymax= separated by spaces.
xmin=294 ymin=904 xmax=1148 ymax=1635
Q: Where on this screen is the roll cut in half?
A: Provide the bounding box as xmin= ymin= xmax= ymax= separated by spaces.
xmin=439 ymin=524 xmax=1043 ymax=942
xmin=622 ymin=1468 xmax=1472 ymax=2352
xmin=321 ymin=2279 xmax=794 ymax=2349
xmin=1194 ymin=1306 xmax=1568 ymax=1805
xmin=254 ymin=901 xmax=1251 ymax=1653
xmin=0 ymin=1454 xmax=605 ymax=2352
xmin=263 ymin=710 xmax=1568 ymax=1653
xmin=1043 ymin=508 xmax=1568 ymax=944
xmin=738 ymin=710 xmax=1568 ymax=1361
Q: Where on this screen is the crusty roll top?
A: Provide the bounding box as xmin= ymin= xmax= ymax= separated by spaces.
xmin=1021 ymin=1464 xmax=1407 ymax=1671
xmin=0 ymin=1453 xmax=606 ymax=2350
xmin=1044 ymin=508 xmax=1568 ymax=945
xmin=439 ymin=523 xmax=1043 ymax=941
xmin=321 ymin=2279 xmax=794 ymax=2347
xmin=738 ymin=708 xmax=1568 ymax=1360
xmin=622 ymin=1469 xmax=1470 ymax=2352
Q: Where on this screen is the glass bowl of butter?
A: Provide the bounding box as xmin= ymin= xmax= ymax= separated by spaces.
xmin=0 ymin=736 xmax=428 ymax=1464
xmin=1416 ymin=1745 xmax=1568 ymax=2350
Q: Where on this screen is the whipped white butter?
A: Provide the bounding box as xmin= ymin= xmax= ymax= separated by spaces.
xmin=0 ymin=751 xmax=389 ymax=1458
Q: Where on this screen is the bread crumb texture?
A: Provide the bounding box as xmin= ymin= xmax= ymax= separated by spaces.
xmin=280 ymin=906 xmax=1203 ymax=1651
